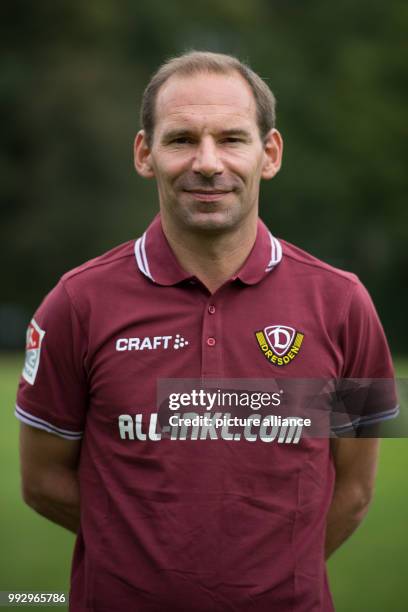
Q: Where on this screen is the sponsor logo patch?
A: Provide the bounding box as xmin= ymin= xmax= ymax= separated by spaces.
xmin=23 ymin=319 xmax=46 ymax=384
xmin=255 ymin=325 xmax=304 ymax=367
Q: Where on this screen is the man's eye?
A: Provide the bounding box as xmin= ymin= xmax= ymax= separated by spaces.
xmin=170 ymin=137 xmax=192 ymax=144
xmin=222 ymin=137 xmax=245 ymax=144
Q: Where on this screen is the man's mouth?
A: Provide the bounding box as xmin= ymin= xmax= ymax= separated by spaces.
xmin=183 ymin=189 xmax=232 ymax=202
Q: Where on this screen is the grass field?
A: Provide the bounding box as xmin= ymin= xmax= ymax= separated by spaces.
xmin=1 ymin=354 xmax=407 ymax=611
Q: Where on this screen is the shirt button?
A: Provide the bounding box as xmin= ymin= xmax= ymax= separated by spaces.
xmin=207 ymin=337 xmax=216 ymax=347
xmin=208 ymin=305 xmax=216 ymax=314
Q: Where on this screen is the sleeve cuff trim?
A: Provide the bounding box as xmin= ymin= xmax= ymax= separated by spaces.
xmin=15 ymin=404 xmax=83 ymax=440
xmin=331 ymin=405 xmax=400 ymax=433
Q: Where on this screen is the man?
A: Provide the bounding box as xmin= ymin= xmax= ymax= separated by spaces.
xmin=17 ymin=51 xmax=398 ymax=611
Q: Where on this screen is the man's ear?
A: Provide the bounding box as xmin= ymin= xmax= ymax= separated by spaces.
xmin=134 ymin=130 xmax=155 ymax=178
xmin=261 ymin=129 xmax=283 ymax=180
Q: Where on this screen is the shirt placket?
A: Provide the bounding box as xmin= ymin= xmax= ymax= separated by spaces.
xmin=201 ymin=296 xmax=223 ymax=378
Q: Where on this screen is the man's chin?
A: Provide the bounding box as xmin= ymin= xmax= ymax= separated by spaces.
xmin=181 ymin=210 xmax=238 ymax=233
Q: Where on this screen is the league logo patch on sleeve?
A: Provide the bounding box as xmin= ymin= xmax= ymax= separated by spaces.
xmin=22 ymin=319 xmax=46 ymax=385
xmin=255 ymin=324 xmax=304 ymax=367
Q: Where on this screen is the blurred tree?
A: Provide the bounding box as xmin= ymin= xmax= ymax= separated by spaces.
xmin=1 ymin=0 xmax=406 ymax=350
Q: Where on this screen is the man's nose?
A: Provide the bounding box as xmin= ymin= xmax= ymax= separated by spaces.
xmin=192 ymin=138 xmax=224 ymax=177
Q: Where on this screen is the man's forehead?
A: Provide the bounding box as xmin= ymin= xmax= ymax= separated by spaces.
xmin=155 ymin=72 xmax=257 ymax=123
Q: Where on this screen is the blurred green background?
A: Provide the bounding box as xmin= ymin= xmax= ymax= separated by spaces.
xmin=1 ymin=0 xmax=407 ymax=352
xmin=1 ymin=0 xmax=407 ymax=610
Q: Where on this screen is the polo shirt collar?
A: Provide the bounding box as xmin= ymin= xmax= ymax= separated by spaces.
xmin=134 ymin=213 xmax=283 ymax=287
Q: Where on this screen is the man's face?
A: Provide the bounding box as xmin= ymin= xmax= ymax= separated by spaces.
xmin=135 ymin=71 xmax=282 ymax=234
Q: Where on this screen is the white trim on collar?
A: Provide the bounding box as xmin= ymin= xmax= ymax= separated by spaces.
xmin=134 ymin=233 xmax=155 ymax=282
xmin=265 ymin=232 xmax=283 ymax=272
xmin=135 ymin=226 xmax=282 ymax=282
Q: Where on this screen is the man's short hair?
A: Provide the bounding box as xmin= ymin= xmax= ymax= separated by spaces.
xmin=140 ymin=50 xmax=277 ymax=146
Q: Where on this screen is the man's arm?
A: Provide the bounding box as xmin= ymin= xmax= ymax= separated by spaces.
xmin=19 ymin=423 xmax=81 ymax=533
xmin=325 ymin=437 xmax=380 ymax=560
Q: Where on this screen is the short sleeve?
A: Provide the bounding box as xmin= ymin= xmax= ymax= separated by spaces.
xmin=15 ymin=280 xmax=88 ymax=439
xmin=331 ymin=280 xmax=399 ymax=435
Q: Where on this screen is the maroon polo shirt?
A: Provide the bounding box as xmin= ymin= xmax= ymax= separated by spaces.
xmin=16 ymin=214 xmax=397 ymax=612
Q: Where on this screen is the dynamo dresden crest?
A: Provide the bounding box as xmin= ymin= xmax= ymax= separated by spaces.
xmin=255 ymin=325 xmax=304 ymax=367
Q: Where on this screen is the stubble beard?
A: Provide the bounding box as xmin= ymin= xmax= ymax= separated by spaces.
xmin=167 ymin=193 xmax=249 ymax=237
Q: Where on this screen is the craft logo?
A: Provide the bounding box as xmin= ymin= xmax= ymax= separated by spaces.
xmin=255 ymin=325 xmax=304 ymax=367
xmin=116 ymin=334 xmax=189 ymax=351
xmin=22 ymin=318 xmax=46 ymax=385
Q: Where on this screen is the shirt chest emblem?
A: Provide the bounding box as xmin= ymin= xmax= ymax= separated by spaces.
xmin=255 ymin=324 xmax=304 ymax=367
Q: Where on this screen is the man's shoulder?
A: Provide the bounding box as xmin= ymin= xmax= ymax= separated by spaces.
xmin=60 ymin=240 xmax=136 ymax=288
xmin=280 ymin=238 xmax=360 ymax=288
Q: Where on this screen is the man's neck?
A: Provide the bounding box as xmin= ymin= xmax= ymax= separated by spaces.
xmin=161 ymin=215 xmax=258 ymax=294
